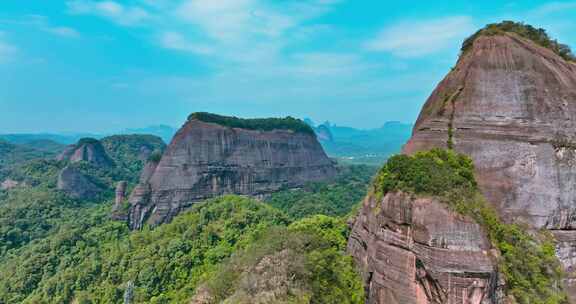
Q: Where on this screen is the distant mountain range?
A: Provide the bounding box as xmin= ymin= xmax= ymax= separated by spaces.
xmin=305 ymin=119 xmax=413 ymax=164
xmin=0 ymin=120 xmax=413 ymax=165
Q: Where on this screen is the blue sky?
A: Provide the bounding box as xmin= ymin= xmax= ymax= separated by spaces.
xmin=1 ymin=1 xmax=575 ymax=133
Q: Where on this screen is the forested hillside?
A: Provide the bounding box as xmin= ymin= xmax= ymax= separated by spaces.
xmin=0 ymin=148 xmax=373 ymax=303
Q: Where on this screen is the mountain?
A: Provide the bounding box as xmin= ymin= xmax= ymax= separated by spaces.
xmin=0 ymin=140 xmax=61 ymax=182
xmin=52 ymin=135 xmax=166 ymax=201
xmin=125 ymin=112 xmax=338 ymax=229
xmin=0 ymin=135 xmax=66 ymax=154
xmin=305 ymin=120 xmax=413 ymax=164
xmin=0 ymin=133 xmax=100 ymax=145
xmin=351 ymin=21 xmax=574 ymax=304
xmin=56 ymin=137 xmax=115 ymax=167
xmin=0 ymin=130 xmax=371 ymax=303
xmin=403 ymin=21 xmax=576 ymax=301
xmin=0 ymin=140 xmax=53 ymax=168
xmin=101 ymin=135 xmax=166 ymax=172
xmin=348 ymin=151 xmax=507 ymax=303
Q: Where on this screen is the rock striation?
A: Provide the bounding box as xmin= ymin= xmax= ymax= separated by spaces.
xmin=348 ymin=191 xmax=505 ymax=304
xmin=127 ymin=114 xmax=337 ymax=229
xmin=56 ymin=138 xmax=114 ymax=167
xmin=403 ymin=26 xmax=576 ymax=300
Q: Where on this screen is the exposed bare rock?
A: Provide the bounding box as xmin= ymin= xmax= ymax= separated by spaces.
xmin=56 ymin=138 xmax=114 ymax=167
xmin=403 ymin=31 xmax=576 ymax=300
xmin=115 ymin=181 xmax=127 ymax=205
xmin=57 ymin=166 xmax=104 ymax=200
xmin=111 ymin=181 xmax=128 ymax=220
xmin=1 ymin=179 xmax=21 ymax=190
xmin=127 ymin=115 xmax=337 ymax=229
xmin=189 ymin=286 xmax=214 ymax=304
xmin=348 ymin=191 xmax=505 ymax=304
xmin=190 ymin=248 xmax=312 ymax=304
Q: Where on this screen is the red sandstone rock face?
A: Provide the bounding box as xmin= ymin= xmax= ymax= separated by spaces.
xmin=127 ymin=119 xmax=337 ymax=229
xmin=348 ymin=191 xmax=505 ymax=304
xmin=110 ymin=181 xmax=128 ymax=221
xmin=56 ymin=139 xmax=114 ymax=167
xmin=403 ymin=32 xmax=576 ymax=300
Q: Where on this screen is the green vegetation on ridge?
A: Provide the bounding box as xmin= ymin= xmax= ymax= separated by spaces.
xmin=200 ymin=215 xmax=364 ymax=304
xmin=462 ymin=20 xmax=575 ymax=62
xmin=189 ymin=112 xmax=315 ymax=135
xmin=267 ymin=164 xmax=377 ymax=220
xmin=101 ymin=134 xmax=166 ymax=179
xmin=0 ymin=159 xmax=372 ymax=304
xmin=373 ymin=149 xmax=566 ymax=304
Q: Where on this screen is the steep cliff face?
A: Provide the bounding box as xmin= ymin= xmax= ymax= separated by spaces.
xmin=56 ymin=138 xmax=114 ymax=167
xmin=127 ymin=115 xmax=337 ymax=229
xmin=110 ymin=181 xmax=128 ymax=220
xmin=403 ymin=27 xmax=576 ymax=300
xmin=348 ymin=191 xmax=504 ymax=304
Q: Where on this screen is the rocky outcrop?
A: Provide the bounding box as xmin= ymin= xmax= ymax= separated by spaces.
xmin=190 ymin=249 xmax=308 ymax=304
xmin=111 ymin=181 xmax=128 ymax=220
xmin=403 ymin=29 xmax=576 ymax=299
xmin=127 ymin=115 xmax=337 ymax=229
xmin=56 ymin=138 xmax=114 ymax=167
xmin=348 ymin=191 xmax=505 ymax=304
xmin=57 ymin=166 xmax=104 ymax=200
xmin=1 ymin=179 xmax=21 ymax=190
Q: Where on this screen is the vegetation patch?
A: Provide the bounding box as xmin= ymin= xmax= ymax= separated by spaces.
xmin=101 ymin=134 xmax=165 ymax=177
xmin=373 ymin=149 xmax=567 ymax=304
xmin=462 ymin=21 xmax=575 ymax=62
xmin=200 ymin=215 xmax=364 ymax=304
xmin=0 ymin=193 xmax=364 ymax=304
xmin=188 ymin=112 xmax=315 ymax=135
xmin=266 ymin=164 xmax=377 ymax=220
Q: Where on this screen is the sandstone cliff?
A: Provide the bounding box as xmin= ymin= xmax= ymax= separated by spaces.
xmin=348 ymin=191 xmax=504 ymax=304
xmin=56 ymin=138 xmax=114 ymax=167
xmin=402 ymin=24 xmax=576 ymax=299
xmin=127 ymin=114 xmax=337 ymax=229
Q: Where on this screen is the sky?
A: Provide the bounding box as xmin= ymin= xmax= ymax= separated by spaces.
xmin=1 ymin=1 xmax=575 ymax=133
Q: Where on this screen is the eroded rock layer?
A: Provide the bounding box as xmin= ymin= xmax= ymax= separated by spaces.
xmin=403 ymin=32 xmax=576 ymax=300
xmin=128 ymin=118 xmax=337 ymax=229
xmin=348 ymin=191 xmax=504 ymax=304
xmin=56 ymin=138 xmax=114 ymax=167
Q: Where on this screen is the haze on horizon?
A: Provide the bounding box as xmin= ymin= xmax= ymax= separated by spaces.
xmin=1 ymin=1 xmax=575 ymax=133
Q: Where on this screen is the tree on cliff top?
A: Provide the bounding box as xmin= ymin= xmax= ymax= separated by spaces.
xmin=373 ymin=149 xmax=567 ymax=304
xmin=462 ymin=20 xmax=575 ymax=62
xmin=188 ymin=112 xmax=316 ymax=135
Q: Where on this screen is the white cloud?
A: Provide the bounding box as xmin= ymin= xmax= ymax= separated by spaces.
xmin=27 ymin=15 xmax=81 ymax=38
xmin=0 ymin=32 xmax=17 ymax=63
xmin=366 ymin=16 xmax=475 ymax=57
xmin=67 ymin=0 xmax=150 ymax=26
xmin=175 ymin=0 xmax=298 ymax=44
xmin=46 ymin=26 xmax=80 ymax=38
xmin=160 ymin=32 xmax=212 ymax=55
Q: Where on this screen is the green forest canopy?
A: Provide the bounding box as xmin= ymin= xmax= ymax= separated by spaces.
xmin=462 ymin=20 xmax=575 ymax=62
xmin=188 ymin=112 xmax=316 ymax=135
